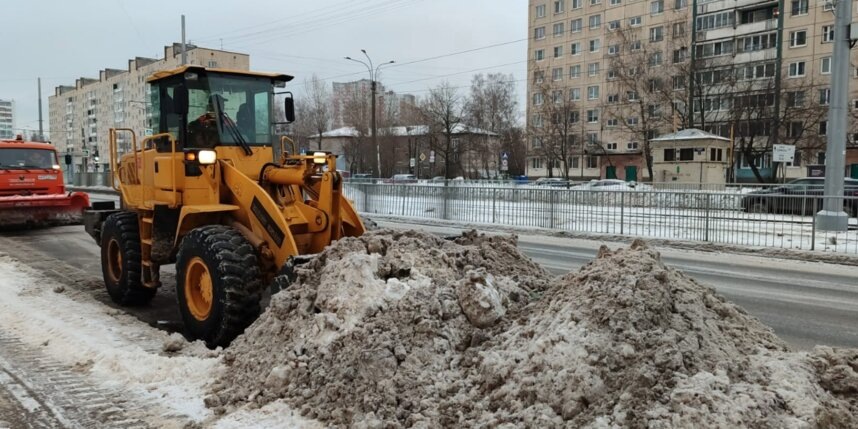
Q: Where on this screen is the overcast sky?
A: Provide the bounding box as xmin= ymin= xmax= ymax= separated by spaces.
xmin=1 ymin=0 xmax=526 ymax=137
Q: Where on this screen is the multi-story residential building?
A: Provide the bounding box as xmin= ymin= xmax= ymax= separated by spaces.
xmin=0 ymin=99 xmax=14 ymax=139
xmin=48 ymin=43 xmax=249 ymax=174
xmin=330 ymin=79 xmax=417 ymax=128
xmin=527 ymin=0 xmax=858 ymax=182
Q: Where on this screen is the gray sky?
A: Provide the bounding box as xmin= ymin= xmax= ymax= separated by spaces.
xmin=1 ymin=0 xmax=527 ymax=138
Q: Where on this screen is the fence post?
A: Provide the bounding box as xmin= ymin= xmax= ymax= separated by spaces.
xmin=401 ymin=185 xmax=408 ymax=216
xmin=549 ymin=189 xmax=556 ymax=229
xmin=811 ymin=212 xmax=816 ymax=251
xmin=363 ymin=184 xmax=369 ymax=213
xmin=704 ymin=193 xmax=711 ymax=242
xmin=443 ymin=184 xmax=449 ymax=220
xmin=492 ymin=187 xmax=497 ymax=224
xmin=620 ymin=192 xmax=625 ymax=235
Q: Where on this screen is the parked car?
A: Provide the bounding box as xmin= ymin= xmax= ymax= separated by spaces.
xmin=350 ymin=173 xmax=373 ymax=183
xmin=390 ymin=174 xmax=418 ymax=184
xmin=533 ymin=178 xmax=570 ymax=188
xmin=741 ymin=177 xmax=858 ymax=215
xmin=573 ymin=179 xmax=648 ymax=191
xmin=429 ymin=176 xmax=446 ymax=183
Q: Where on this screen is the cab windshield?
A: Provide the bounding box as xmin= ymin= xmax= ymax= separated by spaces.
xmin=0 ymin=148 xmax=56 ymax=170
xmin=151 ymin=73 xmax=273 ymax=149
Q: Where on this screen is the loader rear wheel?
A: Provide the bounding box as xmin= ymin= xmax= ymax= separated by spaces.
xmin=176 ymin=225 xmax=263 ymax=348
xmin=100 ymin=212 xmax=156 ymax=306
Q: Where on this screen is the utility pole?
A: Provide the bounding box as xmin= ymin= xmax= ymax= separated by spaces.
xmin=817 ymin=0 xmax=851 ymax=231
xmin=37 ymin=77 xmax=43 ymax=142
xmin=345 ymin=50 xmax=394 ymax=177
xmin=181 ymin=15 xmax=187 ymax=65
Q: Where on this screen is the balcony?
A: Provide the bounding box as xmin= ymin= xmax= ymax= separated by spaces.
xmin=734 ymin=48 xmax=777 ymax=64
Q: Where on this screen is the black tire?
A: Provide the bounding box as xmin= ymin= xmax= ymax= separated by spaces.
xmin=100 ymin=211 xmax=157 ymax=306
xmin=176 ymin=225 xmax=263 ymax=348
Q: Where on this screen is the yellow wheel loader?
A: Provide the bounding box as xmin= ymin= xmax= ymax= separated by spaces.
xmin=83 ymin=66 xmax=365 ymax=347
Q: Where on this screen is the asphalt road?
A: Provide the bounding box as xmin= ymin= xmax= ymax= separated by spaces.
xmin=376 ymin=220 xmax=858 ymax=350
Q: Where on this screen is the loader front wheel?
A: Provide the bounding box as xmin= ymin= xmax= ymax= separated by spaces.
xmin=176 ymin=226 xmax=263 ymax=348
xmin=100 ymin=212 xmax=156 ymax=306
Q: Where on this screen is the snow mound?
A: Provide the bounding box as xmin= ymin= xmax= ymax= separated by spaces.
xmin=207 ymin=233 xmax=858 ymax=428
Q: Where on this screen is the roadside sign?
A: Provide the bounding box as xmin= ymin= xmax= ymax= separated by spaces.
xmin=501 ymin=159 xmax=509 ymax=171
xmin=144 ymin=128 xmax=154 ymax=137
xmin=501 ymin=151 xmax=509 ymax=160
xmin=419 ymin=153 xmax=426 ymax=162
xmin=429 ymin=151 xmax=435 ymax=163
xmin=82 ymin=149 xmax=90 ymax=157
xmin=409 ymin=158 xmax=416 ymax=167
xmin=772 ymin=144 xmax=795 ymax=163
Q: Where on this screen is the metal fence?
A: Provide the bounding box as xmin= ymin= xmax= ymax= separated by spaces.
xmin=345 ymin=183 xmax=858 ymax=254
xmin=69 ymin=172 xmax=112 ymax=188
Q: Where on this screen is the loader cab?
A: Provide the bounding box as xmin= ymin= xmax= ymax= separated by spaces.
xmin=147 ymin=66 xmax=294 ymax=154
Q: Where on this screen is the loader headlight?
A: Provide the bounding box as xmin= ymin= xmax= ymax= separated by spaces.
xmin=198 ymin=150 xmax=217 ymax=165
xmin=313 ymin=152 xmax=327 ymax=165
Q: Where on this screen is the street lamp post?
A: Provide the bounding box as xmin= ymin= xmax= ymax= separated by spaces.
xmin=345 ymin=50 xmax=394 ymax=177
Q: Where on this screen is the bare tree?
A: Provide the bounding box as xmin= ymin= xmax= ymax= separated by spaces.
xmin=303 ymin=74 xmax=332 ymax=150
xmin=529 ymin=74 xmax=581 ymax=179
xmin=466 ymin=73 xmax=519 ymax=178
xmin=422 ymin=82 xmax=464 ymax=179
xmin=342 ymin=85 xmax=372 ymax=174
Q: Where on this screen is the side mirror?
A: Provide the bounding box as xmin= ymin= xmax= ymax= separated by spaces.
xmin=173 ymin=85 xmax=189 ymax=115
xmin=284 ymin=95 xmax=295 ymax=124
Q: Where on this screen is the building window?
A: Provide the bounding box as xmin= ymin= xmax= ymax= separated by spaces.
xmin=627 ymin=91 xmax=639 ymax=101
xmin=570 ymin=156 xmax=580 ymax=169
xmin=627 ymin=117 xmax=639 ymax=125
xmin=534 ymin=70 xmax=545 ymax=83
xmin=571 ymin=0 xmax=582 ymax=9
xmin=608 ymin=44 xmax=620 ymax=55
xmin=695 ymin=40 xmax=733 ymax=58
xmin=554 ymin=46 xmax=564 ymax=58
xmin=553 ymin=90 xmax=564 ymax=104
xmin=533 ymin=93 xmax=544 ymax=105
xmin=791 ymin=0 xmax=808 ymax=16
xmin=531 ymin=157 xmax=543 ymax=169
xmin=853 ymin=99 xmax=858 ymax=110
xmin=606 ymin=142 xmax=618 ymax=150
xmin=822 ymin=25 xmax=834 ymax=43
xmin=569 ymin=110 xmax=580 ymax=122
xmin=673 ymin=22 xmax=686 ymax=38
xmin=607 ymin=94 xmax=619 ymax=103
xmin=589 ymin=39 xmax=600 ymax=52
xmin=570 ymin=88 xmax=581 ymax=100
xmin=589 ymin=15 xmax=601 ymax=29
xmin=788 ymin=61 xmax=805 ymax=77
xmin=673 ymin=48 xmax=687 ymax=63
xmin=591 ymin=0 xmax=601 ymax=4
xmin=570 ymin=65 xmax=581 ymax=78
xmin=571 ymin=42 xmax=581 ymax=55
xmin=650 ymin=26 xmax=664 ymax=42
xmin=709 ymin=148 xmax=723 ymax=161
xmin=674 ymin=0 xmax=687 ymax=9
xmin=695 ymin=11 xmax=735 ymax=31
xmin=628 ymin=142 xmax=640 ymax=150
xmin=587 ymin=109 xmax=599 ymax=123
xmin=554 ymin=0 xmax=565 ymax=13
xmin=536 ymin=4 xmax=546 ymax=17
xmin=571 ymin=18 xmax=583 ymax=32
xmin=588 ymin=62 xmax=600 ymax=76
xmin=534 ymin=27 xmax=546 ymax=39
xmin=587 ymin=85 xmax=600 ymax=100
xmin=650 ymin=0 xmax=664 ymax=15
xmin=649 ymin=51 xmax=663 ymax=66
xmin=630 ymin=40 xmax=642 ymax=51
xmin=552 ymin=67 xmax=563 ymax=81
xmin=679 ymin=148 xmax=694 ymax=161
xmin=535 ymin=49 xmax=545 ymax=61
xmin=819 ymin=88 xmax=830 ymax=105
xmin=610 ymin=0 xmax=621 ymax=4
xmin=629 ymin=16 xmax=642 ymax=26
xmin=532 ymin=114 xmax=544 ymax=128
xmin=787 ymin=91 xmax=805 ymax=107
xmin=609 ymin=20 xmax=621 ymax=30
xmin=821 ymin=57 xmax=831 ymax=75
xmin=819 ymin=121 xmax=828 ymax=136
xmin=664 ymin=148 xmax=675 ymax=161
xmin=789 ymin=30 xmax=807 ymax=48
xmin=553 ymin=22 xmax=565 ymax=37
xmin=737 ymin=33 xmax=777 ymax=53
xmin=586 ymin=156 xmax=598 ymax=169
xmin=607 ymin=119 xmax=618 ymax=128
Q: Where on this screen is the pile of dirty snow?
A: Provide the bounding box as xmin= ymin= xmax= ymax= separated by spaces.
xmin=208 ymin=232 xmax=858 ymax=428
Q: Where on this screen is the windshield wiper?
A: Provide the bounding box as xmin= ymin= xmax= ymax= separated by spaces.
xmin=211 ymin=95 xmax=253 ymax=156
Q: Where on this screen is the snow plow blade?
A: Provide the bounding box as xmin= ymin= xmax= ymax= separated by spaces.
xmin=0 ymin=192 xmax=90 ymax=228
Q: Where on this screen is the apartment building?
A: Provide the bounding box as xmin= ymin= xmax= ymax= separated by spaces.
xmin=330 ymin=79 xmax=417 ymax=129
xmin=527 ymin=0 xmax=858 ymax=182
xmin=48 ymin=43 xmax=249 ymax=173
xmin=527 ymin=0 xmax=690 ymax=181
xmin=0 ymin=99 xmax=14 ymax=139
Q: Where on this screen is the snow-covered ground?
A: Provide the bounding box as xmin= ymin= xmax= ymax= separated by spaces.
xmin=0 ymin=254 xmax=312 ymax=428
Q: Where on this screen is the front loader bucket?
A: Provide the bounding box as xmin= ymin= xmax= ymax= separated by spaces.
xmin=0 ymin=192 xmax=90 ymax=228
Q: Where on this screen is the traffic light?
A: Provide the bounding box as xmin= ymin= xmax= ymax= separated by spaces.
xmin=64 ymin=154 xmax=72 ymax=165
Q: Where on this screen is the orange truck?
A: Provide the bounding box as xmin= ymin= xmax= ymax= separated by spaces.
xmin=0 ymin=135 xmax=89 ymax=227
